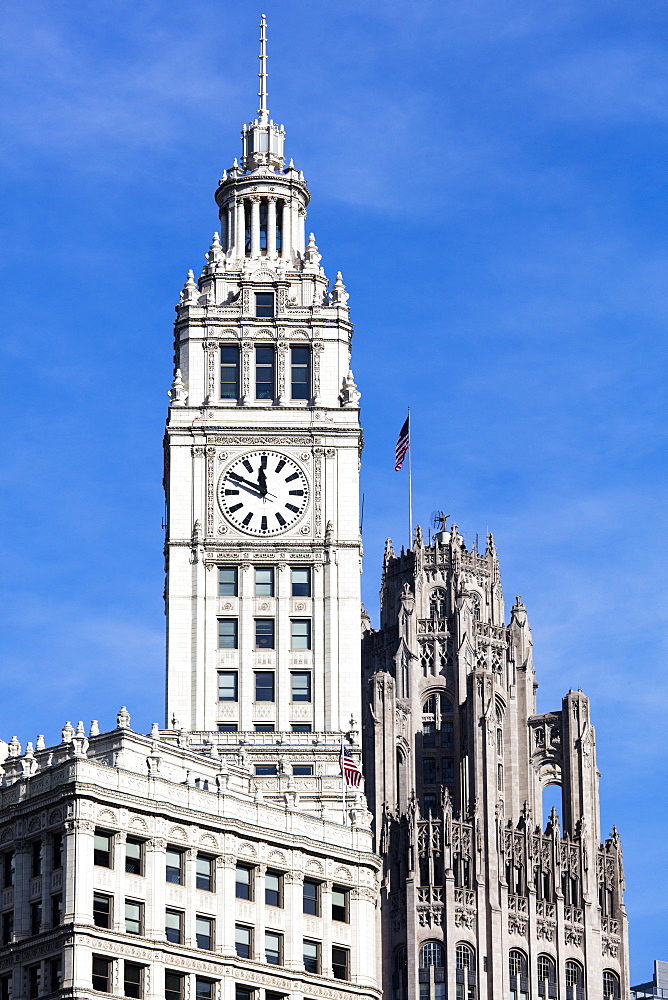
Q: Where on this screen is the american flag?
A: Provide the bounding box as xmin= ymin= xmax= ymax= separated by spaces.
xmin=395 ymin=415 xmax=410 ymax=471
xmin=339 ymin=745 xmax=362 ymax=787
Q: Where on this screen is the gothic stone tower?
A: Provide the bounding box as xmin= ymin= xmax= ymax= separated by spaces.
xmin=362 ymin=523 xmax=629 ymax=1000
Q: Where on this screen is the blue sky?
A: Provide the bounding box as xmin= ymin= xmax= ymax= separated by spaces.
xmin=0 ymin=0 xmax=666 ymax=977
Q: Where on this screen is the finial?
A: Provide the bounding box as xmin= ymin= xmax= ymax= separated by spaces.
xmin=116 ymin=707 xmax=131 ymax=730
xmin=258 ymin=15 xmax=269 ymax=122
xmin=35 ymin=735 xmax=45 ymax=751
xmin=61 ymin=722 xmax=74 ymax=744
xmin=89 ymin=721 xmax=100 ymax=737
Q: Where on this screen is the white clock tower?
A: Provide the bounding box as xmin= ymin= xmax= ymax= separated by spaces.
xmin=165 ymin=17 xmax=362 ymax=736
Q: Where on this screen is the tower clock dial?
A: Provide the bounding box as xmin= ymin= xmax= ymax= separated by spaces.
xmin=218 ymin=451 xmax=310 ymax=535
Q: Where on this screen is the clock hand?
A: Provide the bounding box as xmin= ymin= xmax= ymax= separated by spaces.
xmin=227 ymin=471 xmax=276 ymax=500
xmin=257 ymin=468 xmax=268 ymax=496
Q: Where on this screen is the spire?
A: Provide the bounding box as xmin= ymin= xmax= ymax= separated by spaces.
xmin=258 ymin=15 xmax=269 ymax=123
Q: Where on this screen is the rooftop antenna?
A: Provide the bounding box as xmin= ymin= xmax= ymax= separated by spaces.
xmin=431 ymin=511 xmax=450 ymax=534
xmin=258 ymin=14 xmax=269 ymax=123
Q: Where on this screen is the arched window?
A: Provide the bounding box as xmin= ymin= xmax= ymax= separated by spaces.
xmin=509 ymin=951 xmax=527 ymax=977
xmin=509 ymin=951 xmax=529 ymax=1000
xmin=537 ymin=955 xmax=556 ymax=994
xmin=422 ymin=693 xmax=455 ymax=749
xmin=470 ymin=592 xmax=481 ymax=622
xmin=429 ymin=589 xmax=447 ymax=619
xmin=565 ymin=960 xmax=584 ymax=999
xmin=455 ymin=943 xmax=475 ymax=971
xmin=602 ymin=972 xmax=620 ymax=1000
xmin=420 ymin=942 xmax=444 ymax=968
xmin=393 ymin=946 xmax=408 ymax=1000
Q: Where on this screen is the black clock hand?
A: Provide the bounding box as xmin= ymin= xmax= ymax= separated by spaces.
xmin=228 ymin=471 xmax=263 ymax=492
xmin=227 ymin=470 xmax=276 ymax=500
xmin=257 ymin=468 xmax=268 ymax=496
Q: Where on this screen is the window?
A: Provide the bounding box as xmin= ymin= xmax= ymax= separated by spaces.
xmin=236 ymin=989 xmax=253 ymax=1000
xmin=92 ymin=957 xmax=111 ymax=993
xmin=125 ymin=900 xmax=142 ymax=935
xmin=291 ymin=671 xmax=311 ymax=701
xmin=51 ymin=834 xmax=63 ymax=870
xmin=293 ymin=765 xmax=313 ymax=776
xmin=442 ymin=758 xmax=455 ymax=785
xmin=125 ymin=838 xmax=143 ymax=876
xmin=265 ymin=871 xmax=283 ymax=907
xmin=165 ymin=909 xmax=182 ymax=944
xmin=509 ymin=951 xmax=527 ymax=977
xmin=255 ymin=724 xmax=275 ymax=732
xmin=49 ymin=959 xmax=62 ymax=993
xmin=220 ymin=346 xmax=240 ymax=400
xmin=256 ymin=347 xmax=275 ymax=399
xmin=456 ymin=944 xmax=475 ymax=971
xmin=255 ymin=765 xmax=277 ymax=776
xmin=255 ymin=293 xmax=274 ymax=318
xmin=254 ymin=566 xmax=275 ymax=597
xmin=196 ymin=916 xmax=213 ymax=950
xmin=2 ymin=853 xmax=14 ymax=889
xmin=124 ymin=963 xmax=143 ymax=1000
xmin=94 ymin=831 xmax=113 ymax=868
xmin=394 ymin=947 xmax=408 ymax=1000
xmin=292 ymin=724 xmax=312 ymax=733
xmin=303 ymin=879 xmax=319 ymax=916
xmin=218 ymin=724 xmax=238 ymax=732
xmin=218 ymin=619 xmax=238 ymax=650
xmin=254 ymin=670 xmax=275 ymax=700
xmin=429 ymin=589 xmax=447 ymax=619
xmin=441 ymin=721 xmax=454 ymax=747
xmin=603 ymin=972 xmax=620 ymax=1000
xmin=509 ymin=950 xmax=529 ymax=1000
xmin=196 ymin=855 xmax=214 ymax=891
xmin=51 ymin=894 xmax=63 ymax=927
xmin=165 ymin=973 xmax=184 ymax=1000
xmin=195 ymin=981 xmax=214 ymax=1000
xmin=218 ymin=566 xmax=238 ymax=596
xmin=235 ymin=865 xmax=252 ymax=900
xmin=303 ymin=940 xmax=320 ymax=974
xmin=235 ymin=924 xmax=252 ymax=959
xmin=420 ymin=942 xmax=444 ymax=968
xmin=27 ymin=966 xmax=40 ymax=1000
xmin=498 ymin=763 xmax=504 ymax=791
xmin=332 ymin=946 xmax=350 ymax=981
xmin=30 ymin=903 xmax=42 ymax=936
xmin=423 ymin=758 xmax=437 ymax=784
xmin=332 ymin=886 xmax=349 ymax=922
xmin=565 ymin=961 xmax=584 ymax=993
xmin=290 ymin=347 xmax=310 ymax=400
xmin=31 ymin=842 xmax=43 ymax=878
xmin=2 ymin=913 xmax=13 ymax=946
xmin=166 ymin=848 xmax=183 ymax=885
xmin=291 ymin=567 xmax=311 ymax=597
xmin=422 ymin=722 xmax=436 ymax=748
xmin=218 ymin=671 xmax=238 ymax=702
xmin=290 ymin=621 xmax=311 ymax=651
xmin=424 ymin=793 xmax=438 ymax=815
xmin=0 ymin=975 xmax=11 ymax=1000
xmin=255 ymin=620 xmax=275 ymax=650
xmin=265 ymin=931 xmax=282 ymax=965
xmin=537 ymin=956 xmax=556 ymax=991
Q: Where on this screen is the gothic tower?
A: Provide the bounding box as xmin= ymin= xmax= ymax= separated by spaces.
xmin=164 ymin=16 xmax=362 ymax=736
xmin=362 ymin=523 xmax=629 ymax=1000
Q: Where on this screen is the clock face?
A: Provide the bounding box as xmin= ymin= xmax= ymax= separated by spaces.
xmin=218 ymin=451 xmax=310 ymax=536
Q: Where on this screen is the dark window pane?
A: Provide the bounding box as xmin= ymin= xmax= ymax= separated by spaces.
xmin=166 ymin=849 xmax=182 ymax=885
xmin=218 ymin=724 xmax=238 ymax=732
xmin=196 ymin=856 xmax=213 ymax=892
xmin=255 ymin=347 xmax=275 ymax=399
xmin=220 ymin=346 xmax=240 ymax=400
xmin=218 ymin=671 xmax=238 ymax=701
xmin=290 ymin=567 xmax=311 ymax=597
xmin=2 ymin=853 xmax=14 ymax=888
xmin=255 ymin=293 xmax=274 ymax=318
xmin=303 ymin=940 xmax=319 ymax=974
xmin=125 ymin=839 xmax=142 ymax=876
xmin=290 ymin=621 xmax=311 ymax=652
xmin=93 ymin=958 xmax=111 ymax=993
xmin=235 ymin=865 xmax=252 ymax=900
xmin=291 ymin=347 xmax=310 ymax=400
xmin=196 ymin=916 xmax=213 ymax=950
xmin=293 ymin=765 xmax=313 ymax=776
xmin=291 ymin=724 xmax=312 ymax=733
xmin=255 ymin=765 xmax=277 ymax=776
xmin=2 ymin=913 xmax=13 ymax=946
xmin=196 ymin=981 xmax=213 ymax=1000
xmin=255 ymin=568 xmax=274 ymax=597
xmin=255 ymin=620 xmax=275 ymax=650
xmin=124 ymin=963 xmax=142 ymax=999
xmin=291 ymin=670 xmax=311 ymax=701
xmin=30 ymin=903 xmax=42 ymax=936
xmin=31 ymin=842 xmax=43 ymax=877
xmin=94 ymin=831 xmax=112 ymax=868
xmin=51 ymin=894 xmax=63 ymax=927
xmin=255 ymin=724 xmax=274 ymax=732
xmin=423 ymin=759 xmax=437 ymax=784
xmin=218 ymin=566 xmax=238 ymax=596
xmin=265 ymin=871 xmax=282 ymax=907
xmin=165 ymin=973 xmax=184 ymax=1000
xmin=218 ymin=619 xmax=238 ymax=650
xmin=125 ymin=900 xmax=142 ymax=935
xmin=303 ymin=880 xmax=319 ymax=915
xmin=165 ymin=910 xmax=182 ymax=944
xmin=235 ymin=925 xmax=251 ymax=959
xmin=255 ymin=670 xmax=275 ymax=700
xmin=332 ymin=946 xmax=349 ymax=980
xmin=51 ymin=834 xmax=63 ymax=870
xmin=266 ymin=931 xmax=281 ymax=965
xmin=332 ymin=886 xmax=348 ymax=922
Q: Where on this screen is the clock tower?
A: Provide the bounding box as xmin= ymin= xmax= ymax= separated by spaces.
xmin=164 ymin=17 xmax=362 ymax=735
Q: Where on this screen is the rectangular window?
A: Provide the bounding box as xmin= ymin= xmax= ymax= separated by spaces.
xmin=195 ymin=981 xmax=214 ymax=1000
xmin=93 ymin=892 xmax=112 ymax=929
xmin=218 ymin=619 xmax=238 ymax=650
xmin=331 ymin=886 xmax=349 ymax=923
xmin=236 ymin=990 xmax=252 ymax=1000
xmin=423 ymin=758 xmax=437 ymax=784
xmin=235 ymin=924 xmax=252 ymax=959
xmin=422 ymin=722 xmax=436 ymax=748
xmin=31 ymin=842 xmax=43 ymax=878
xmin=125 ymin=838 xmax=143 ymax=876
xmin=92 ymin=957 xmax=111 ymax=993
xmin=291 ymin=347 xmax=310 ymax=400
xmin=291 ymin=724 xmax=312 ymax=733
xmin=166 ymin=848 xmax=183 ymax=885
xmin=124 ymin=963 xmax=142 ymax=1000
xmin=255 ymin=765 xmax=277 ymax=776
xmin=255 ymin=347 xmax=275 ymax=399
xmin=51 ymin=894 xmax=63 ymax=927
xmin=293 ymin=765 xmax=313 ymax=776
xmin=125 ymin=900 xmax=142 ymax=936
xmin=218 ymin=566 xmax=238 ymax=597
xmin=290 ymin=567 xmax=311 ymax=597
xmin=303 ymin=940 xmax=320 ymax=975
xmin=218 ymin=671 xmax=238 ymax=701
xmin=196 ymin=855 xmax=214 ymax=892
xmin=218 ymin=724 xmax=238 ymax=732
xmin=27 ymin=966 xmax=40 ymax=1000
xmin=0 ymin=975 xmax=11 ymax=1000
xmin=254 ymin=670 xmax=275 ymax=701
xmin=254 ymin=567 xmax=274 ymax=597
xmin=265 ymin=871 xmax=283 ymax=907
xmin=2 ymin=853 xmax=14 ymax=889
xmin=255 ymin=293 xmax=274 ymax=318
xmin=424 ymin=793 xmax=438 ymax=815
xmin=255 ymin=620 xmax=275 ymax=650
xmin=441 ymin=721 xmax=454 ymax=748
xmin=254 ymin=724 xmax=275 ymax=732
xmin=49 ymin=959 xmax=62 ymax=993
xmin=220 ymin=346 xmax=240 ymax=400
xmin=332 ymin=946 xmax=350 ymax=981
xmin=290 ymin=621 xmax=311 ymax=652
xmin=2 ymin=912 xmax=13 ymax=946
xmin=94 ymin=830 xmax=113 ymax=868
xmin=291 ymin=670 xmax=311 ymax=701
xmin=165 ymin=909 xmax=182 ymax=944
xmin=51 ymin=834 xmax=63 ymax=871
xmin=303 ymin=880 xmax=319 ymax=916
xmin=30 ymin=902 xmax=41 ymax=936
xmin=265 ymin=931 xmax=282 ymax=965
xmin=443 ymin=758 xmax=455 ymax=785
xmin=165 ymin=973 xmax=184 ymax=1000
xmin=196 ymin=916 xmax=213 ymax=950
xmin=235 ymin=865 xmax=252 ymax=900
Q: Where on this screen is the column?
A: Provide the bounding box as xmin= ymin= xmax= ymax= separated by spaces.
xmin=227 ymin=206 xmax=234 ymax=253
xmin=255 ymin=865 xmax=267 ymax=961
xmin=281 ymin=199 xmax=291 ymax=261
xmin=219 ymin=855 xmax=237 ymax=957
xmin=320 ymin=881 xmax=333 ymax=977
xmin=235 ymin=200 xmax=246 ymax=258
xmin=185 ymin=848 xmax=198 ymax=948
xmin=267 ymin=197 xmax=277 ymax=257
xmin=12 ymin=840 xmax=31 ymax=938
xmin=283 ymin=871 xmax=304 ymax=971
xmin=62 ymin=820 xmax=95 ymax=925
xmin=113 ymin=831 xmax=127 ymax=934
xmin=250 ymin=197 xmax=261 ymax=257
xmin=219 ymin=210 xmax=228 ymax=254
xmin=145 ymin=838 xmax=166 ymax=942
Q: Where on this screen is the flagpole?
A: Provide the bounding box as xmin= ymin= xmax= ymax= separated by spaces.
xmin=407 ymin=407 xmax=413 ymax=547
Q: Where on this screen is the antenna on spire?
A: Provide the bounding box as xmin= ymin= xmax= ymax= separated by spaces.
xmin=258 ymin=14 xmax=269 ymax=123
